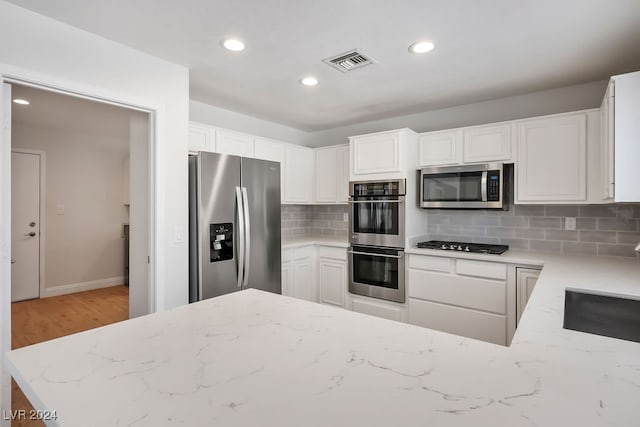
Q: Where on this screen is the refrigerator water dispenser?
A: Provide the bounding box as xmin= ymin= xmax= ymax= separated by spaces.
xmin=210 ymin=223 xmax=233 ymax=262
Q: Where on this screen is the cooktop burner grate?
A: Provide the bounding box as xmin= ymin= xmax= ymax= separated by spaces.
xmin=416 ymin=240 xmax=509 ymax=255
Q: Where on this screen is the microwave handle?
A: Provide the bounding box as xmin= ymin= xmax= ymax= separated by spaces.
xmin=481 ymin=171 xmax=488 ymax=202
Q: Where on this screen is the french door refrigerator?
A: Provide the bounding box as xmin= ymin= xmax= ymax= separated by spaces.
xmin=189 ymin=152 xmax=281 ymax=302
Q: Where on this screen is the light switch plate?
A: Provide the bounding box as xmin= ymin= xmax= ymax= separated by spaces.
xmin=174 ymin=226 xmax=185 ymax=243
xmin=55 ymin=203 xmax=65 ymax=215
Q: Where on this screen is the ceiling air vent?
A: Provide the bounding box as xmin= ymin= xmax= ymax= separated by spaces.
xmin=323 ymin=49 xmax=376 ymax=73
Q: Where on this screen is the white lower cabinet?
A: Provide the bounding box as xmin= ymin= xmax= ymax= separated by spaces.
xmin=516 ymin=267 xmax=541 ymax=325
xmin=350 ymin=297 xmax=407 ymax=322
xmin=281 ymin=246 xmax=317 ymax=302
xmin=281 ymin=248 xmax=293 ymax=297
xmin=409 ymin=299 xmax=507 ymax=345
xmin=407 ymin=254 xmax=513 ymax=346
xmin=318 ymin=246 xmax=347 ymax=307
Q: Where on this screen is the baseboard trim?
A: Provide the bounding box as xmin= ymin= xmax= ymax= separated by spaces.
xmin=42 ymin=276 xmax=125 ymax=298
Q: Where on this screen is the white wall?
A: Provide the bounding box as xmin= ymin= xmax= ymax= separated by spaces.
xmin=190 ymin=100 xmax=311 ymax=145
xmin=0 ymin=0 xmax=189 ymax=308
xmin=12 ymin=123 xmax=130 ymax=294
xmin=304 ymin=80 xmax=608 ymax=147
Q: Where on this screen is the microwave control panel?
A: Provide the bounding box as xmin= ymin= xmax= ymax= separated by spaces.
xmin=487 ymin=171 xmax=501 ymax=201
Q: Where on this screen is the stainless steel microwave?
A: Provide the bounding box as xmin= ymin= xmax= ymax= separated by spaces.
xmin=419 ymin=163 xmax=505 ymax=209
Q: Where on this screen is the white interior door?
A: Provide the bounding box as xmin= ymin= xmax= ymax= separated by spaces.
xmin=11 ymin=151 xmax=40 ymax=302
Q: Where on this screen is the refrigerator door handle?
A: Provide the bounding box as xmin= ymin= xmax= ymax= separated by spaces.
xmin=236 ymin=186 xmax=245 ymax=289
xmin=241 ymin=187 xmax=251 ymax=288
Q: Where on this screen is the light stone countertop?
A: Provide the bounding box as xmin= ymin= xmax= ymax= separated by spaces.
xmin=282 ymin=235 xmax=349 ymax=249
xmin=5 ymin=250 xmax=640 ymax=426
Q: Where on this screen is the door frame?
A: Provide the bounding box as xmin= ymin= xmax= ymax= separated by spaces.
xmin=10 ymin=148 xmax=46 ymax=300
xmin=0 ymin=71 xmax=162 ymax=418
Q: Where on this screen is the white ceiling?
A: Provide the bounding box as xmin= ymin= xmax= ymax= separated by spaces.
xmin=9 ymin=0 xmax=640 ymax=131
xmin=12 ymin=84 xmax=142 ymax=148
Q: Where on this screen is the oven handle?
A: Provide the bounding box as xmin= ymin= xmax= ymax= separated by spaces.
xmin=348 ymin=200 xmax=403 ymax=204
xmin=347 ymin=250 xmax=404 ymax=259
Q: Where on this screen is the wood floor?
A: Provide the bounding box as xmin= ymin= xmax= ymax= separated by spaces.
xmin=10 ymin=286 xmax=129 ymax=426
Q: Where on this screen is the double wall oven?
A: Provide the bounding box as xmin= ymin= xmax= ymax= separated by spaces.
xmin=348 ymin=179 xmax=405 ymax=303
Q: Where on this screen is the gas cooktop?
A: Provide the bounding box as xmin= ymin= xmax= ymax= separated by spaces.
xmin=417 ymin=240 xmax=509 ymax=255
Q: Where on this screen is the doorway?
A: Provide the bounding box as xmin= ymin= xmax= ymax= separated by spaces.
xmin=4 ymin=81 xmax=156 ymax=422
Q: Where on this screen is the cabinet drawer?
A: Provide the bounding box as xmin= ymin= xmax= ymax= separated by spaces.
xmin=456 ymin=259 xmax=507 ymax=280
xmin=408 ymin=255 xmax=452 ymax=273
xmin=408 ymin=298 xmax=506 ymax=345
xmin=318 ymin=246 xmax=347 ymax=261
xmin=408 ymin=269 xmax=506 ymax=314
xmin=352 ymin=299 xmax=404 ymax=322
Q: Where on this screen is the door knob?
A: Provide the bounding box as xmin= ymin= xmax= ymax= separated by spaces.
xmin=29 ymin=222 xmax=36 ymax=227
xmin=11 ymin=259 xmax=16 ymax=264
xmin=25 ymin=232 xmax=36 ymax=237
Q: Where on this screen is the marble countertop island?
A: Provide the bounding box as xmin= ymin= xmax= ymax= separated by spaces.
xmin=5 ymin=253 xmax=640 ymax=426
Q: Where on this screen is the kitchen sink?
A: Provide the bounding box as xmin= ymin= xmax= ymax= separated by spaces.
xmin=563 ymin=288 xmax=640 ymax=343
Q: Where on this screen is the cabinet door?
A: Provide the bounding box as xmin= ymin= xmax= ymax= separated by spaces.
xmin=516 ymin=268 xmax=541 ymax=325
xmin=315 ymin=147 xmax=338 ymax=203
xmin=254 ymin=137 xmax=285 ymax=199
xmin=215 ymin=128 xmax=254 ymax=157
xmin=281 ymin=260 xmax=293 ymax=297
xmin=351 ymin=132 xmax=400 ymax=174
xmin=254 ymin=137 xmax=284 ymax=163
xmin=516 ymin=114 xmax=587 ymax=203
xmin=419 ymin=130 xmax=461 ymax=166
xmin=293 ymin=257 xmax=314 ymax=302
xmin=336 ymin=145 xmax=350 ymax=203
xmin=600 ymin=83 xmax=614 ymax=200
xmin=188 ymin=122 xmax=215 ymax=153
xmin=284 ymin=144 xmax=314 ymax=203
xmin=319 ymin=259 xmax=346 ymax=307
xmin=463 ymin=124 xmax=512 ymax=163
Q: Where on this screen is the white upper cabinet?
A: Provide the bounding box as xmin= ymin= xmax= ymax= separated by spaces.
xmin=419 ymin=130 xmax=461 ymax=166
xmin=351 ymin=131 xmax=400 ymax=175
xmin=516 ymin=113 xmax=587 ymax=203
xmin=254 ymin=137 xmax=285 ymax=163
xmin=188 ymin=122 xmax=215 ymax=153
xmin=314 ymin=144 xmax=349 ymax=204
xmin=336 ymin=145 xmax=350 ymax=203
xmin=254 ymin=137 xmax=285 ymax=199
xmin=418 ymin=123 xmax=512 ymax=167
xmin=463 ymin=123 xmax=512 ymax=163
xmin=215 ymin=128 xmax=254 ymax=157
xmin=315 ymin=146 xmax=338 ymax=203
xmin=350 ymin=129 xmax=417 ymax=178
xmin=602 ymin=71 xmax=640 ymax=202
xmin=601 ymin=82 xmax=615 ymax=200
xmin=283 ymin=144 xmax=314 ymax=203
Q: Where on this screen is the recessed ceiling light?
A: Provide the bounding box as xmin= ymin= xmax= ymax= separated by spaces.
xmin=221 ymin=38 xmax=245 ymax=52
xmin=300 ymin=77 xmax=319 ymax=86
xmin=12 ymin=98 xmax=30 ymax=105
xmin=409 ymin=41 xmax=435 ymax=54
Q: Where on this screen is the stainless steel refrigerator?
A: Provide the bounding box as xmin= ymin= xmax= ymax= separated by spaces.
xmin=189 ymin=152 xmax=281 ymax=302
